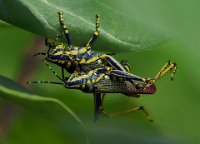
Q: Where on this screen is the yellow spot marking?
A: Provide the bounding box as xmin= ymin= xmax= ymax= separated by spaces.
xmin=58 ymin=60 xmax=65 ymax=64
xmin=81 ymin=84 xmax=85 ymax=89
xmin=64 ymin=51 xmax=70 ymax=55
xmin=70 ymin=50 xmax=78 ymax=55
xmin=96 ymin=74 xmax=104 ymax=82
xmin=88 ymin=70 xmax=94 ymax=76
xmin=125 ymin=65 xmax=130 ymax=72
xmin=142 ymin=78 xmax=146 ymax=82
xmin=94 ymin=31 xmax=99 ymax=35
xmin=54 ymin=51 xmax=64 ymax=55
xmin=48 ymin=59 xmax=57 ymax=62
xmin=72 ymin=75 xmax=88 ymax=81
xmin=79 ymin=47 xmax=88 ymax=53
xmin=66 ymin=61 xmax=71 ymax=68
xmin=86 ymin=56 xmax=99 ymax=63
xmin=80 ymin=58 xmax=86 ymax=64
xmin=87 ymin=80 xmax=91 ymax=84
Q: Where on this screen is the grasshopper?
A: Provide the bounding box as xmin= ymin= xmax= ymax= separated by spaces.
xmin=30 ymin=12 xmax=177 ymax=122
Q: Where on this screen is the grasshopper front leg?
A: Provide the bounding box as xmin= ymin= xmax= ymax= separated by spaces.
xmin=144 ymin=61 xmax=177 ymax=89
xmin=153 ymin=60 xmax=177 ymax=81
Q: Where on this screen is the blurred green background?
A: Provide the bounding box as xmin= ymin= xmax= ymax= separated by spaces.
xmin=1 ymin=0 xmax=200 ymax=144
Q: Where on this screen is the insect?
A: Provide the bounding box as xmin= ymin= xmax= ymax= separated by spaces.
xmin=30 ymin=12 xmax=177 ymax=122
xmin=34 ymin=12 xmax=131 ymax=79
xmin=30 ymin=59 xmax=176 ymax=122
xmin=34 ymin=11 xmax=169 ymax=95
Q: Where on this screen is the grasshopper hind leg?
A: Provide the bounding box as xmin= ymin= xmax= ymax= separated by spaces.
xmin=110 ymin=106 xmax=153 ymax=122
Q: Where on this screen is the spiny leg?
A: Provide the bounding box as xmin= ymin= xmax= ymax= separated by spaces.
xmin=86 ymin=14 xmax=100 ymax=47
xmin=27 ymin=80 xmax=63 ymax=85
xmin=28 ymin=61 xmax=66 ymax=85
xmin=29 ymin=72 xmax=85 ymax=89
xmin=139 ymin=61 xmax=177 ymax=90
xmin=100 ymin=55 xmax=131 ymax=72
xmin=28 ymin=59 xmax=64 ymax=85
xmin=85 ymin=54 xmax=129 ymax=72
xmin=110 ymin=106 xmax=153 ymax=122
xmin=103 ymin=55 xmax=129 ymax=72
xmin=58 ymin=12 xmax=72 ymax=47
xmin=33 ymin=34 xmax=64 ymax=57
xmin=42 ymin=60 xmax=64 ymax=82
xmin=45 ymin=33 xmax=64 ymax=53
xmin=109 ymin=70 xmax=145 ymax=82
xmin=151 ymin=60 xmax=177 ymax=83
xmin=33 ymin=52 xmax=46 ymax=57
xmin=45 ymin=33 xmax=63 ymax=47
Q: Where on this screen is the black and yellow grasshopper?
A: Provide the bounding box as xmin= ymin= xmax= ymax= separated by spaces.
xmin=30 ymin=12 xmax=177 ymax=122
xmin=34 ymin=12 xmax=131 ymax=78
xmin=30 ymin=60 xmax=175 ymax=122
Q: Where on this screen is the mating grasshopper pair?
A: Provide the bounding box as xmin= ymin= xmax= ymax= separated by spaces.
xmin=30 ymin=12 xmax=177 ymax=122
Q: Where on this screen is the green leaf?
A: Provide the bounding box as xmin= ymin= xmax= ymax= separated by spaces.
xmin=0 ymin=0 xmax=166 ymax=52
xmin=0 ymin=75 xmax=88 ymax=143
xmin=0 ymin=20 xmax=11 ymax=27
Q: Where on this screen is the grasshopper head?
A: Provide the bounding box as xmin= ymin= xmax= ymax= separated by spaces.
xmin=135 ymin=82 xmax=156 ymax=94
xmin=123 ymin=81 xmax=156 ymax=96
xmin=46 ymin=44 xmax=71 ymax=66
xmin=138 ymin=84 xmax=156 ymax=94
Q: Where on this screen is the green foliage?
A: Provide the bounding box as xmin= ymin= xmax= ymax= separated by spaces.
xmin=0 ymin=76 xmax=87 ymax=143
xmin=0 ymin=0 xmax=166 ymax=52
